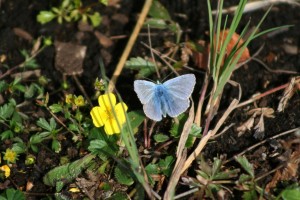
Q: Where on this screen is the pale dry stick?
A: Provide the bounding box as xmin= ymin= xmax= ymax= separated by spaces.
xmin=147 ymin=25 xmax=161 ymax=79
xmin=210 ymin=123 xmax=235 ymax=140
xmin=255 ymin=163 xmax=285 ymax=182
xmin=176 ymin=102 xmax=195 ymax=157
xmin=252 ymin=57 xmax=298 ymax=74
xmin=181 ymin=99 xmax=239 ymax=173
xmin=194 ymin=74 xmax=210 ymax=127
xmin=225 ymin=127 xmax=300 ymax=164
xmin=108 ymin=0 xmax=153 ymax=92
xmin=163 ymin=104 xmax=195 ymax=198
xmin=212 ymin=0 xmax=300 ymax=15
xmin=164 ymin=149 xmax=187 ymax=200
xmin=236 ymin=78 xmax=300 ymax=108
xmin=174 ymin=188 xmax=199 ymax=200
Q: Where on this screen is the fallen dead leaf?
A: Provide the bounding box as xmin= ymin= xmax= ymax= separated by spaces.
xmin=54 ymin=41 xmax=87 ymax=75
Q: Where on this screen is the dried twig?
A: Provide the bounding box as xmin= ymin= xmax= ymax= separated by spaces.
xmin=108 ymin=0 xmax=153 ymax=92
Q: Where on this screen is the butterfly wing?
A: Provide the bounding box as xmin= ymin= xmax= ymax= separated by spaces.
xmin=143 ymin=92 xmax=163 ymax=121
xmin=163 ymin=74 xmax=196 ymax=117
xmin=134 ymin=80 xmax=163 ymax=121
xmin=163 ymin=74 xmax=196 ymax=100
xmin=134 ymin=80 xmax=156 ymax=104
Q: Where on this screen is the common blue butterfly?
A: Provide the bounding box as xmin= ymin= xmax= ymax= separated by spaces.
xmin=134 ymin=74 xmax=196 ymax=121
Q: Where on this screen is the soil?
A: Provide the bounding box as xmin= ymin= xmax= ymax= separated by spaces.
xmin=0 ymin=0 xmax=299 ymax=199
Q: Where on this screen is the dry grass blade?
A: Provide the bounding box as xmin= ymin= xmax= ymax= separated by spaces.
xmin=164 ymin=103 xmax=194 ymax=199
xmin=176 ymin=102 xmax=195 ymax=157
xmin=181 ymin=99 xmax=239 ymax=173
xmin=212 ymin=0 xmax=300 ymax=15
xmin=108 ymin=0 xmax=153 ymax=92
xmin=278 ymin=77 xmax=298 ymax=112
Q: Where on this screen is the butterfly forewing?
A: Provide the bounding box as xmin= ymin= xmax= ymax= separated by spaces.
xmin=134 ymin=80 xmax=156 ymax=104
xmin=163 ymin=74 xmax=196 ymax=100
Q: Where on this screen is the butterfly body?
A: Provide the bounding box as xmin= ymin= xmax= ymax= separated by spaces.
xmin=134 ymin=74 xmax=196 ymax=121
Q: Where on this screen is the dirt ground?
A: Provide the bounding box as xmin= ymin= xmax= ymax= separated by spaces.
xmin=0 ymin=0 xmax=300 ymax=199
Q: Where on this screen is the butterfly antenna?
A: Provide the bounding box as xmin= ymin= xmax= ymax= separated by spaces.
xmin=147 ymin=24 xmax=161 ymax=79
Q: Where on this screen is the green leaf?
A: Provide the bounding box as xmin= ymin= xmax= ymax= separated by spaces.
xmin=37 ymin=118 xmax=52 ymax=131
xmin=213 ymin=169 xmax=240 ymax=180
xmin=114 ymin=166 xmax=134 ymax=186
xmin=148 ymin=0 xmax=171 ymax=20
xmin=24 ymin=84 xmax=36 ymax=98
xmin=43 ymin=154 xmax=95 ymax=191
xmin=99 ymin=0 xmax=108 ymax=6
xmin=144 ymin=18 xmax=168 ymax=29
xmin=0 ymin=80 xmax=8 ymax=93
xmin=125 ymin=57 xmax=156 ymax=78
xmin=0 ymin=101 xmax=15 ymax=121
xmin=12 ymin=141 xmax=26 ymax=154
xmin=88 ymin=139 xmax=108 ymax=153
xmin=29 ymin=132 xmax=50 ymax=145
xmin=189 ymin=124 xmax=202 ymax=137
xmin=49 ymin=118 xmax=57 ymax=130
xmin=235 ymin=156 xmax=254 ymax=178
xmin=281 ymin=187 xmax=300 ymax=200
xmin=52 ymin=139 xmax=61 ymax=153
xmin=242 ymin=190 xmax=258 ymax=200
xmin=153 ymin=133 xmax=169 ymax=143
xmin=122 ymin=110 xmax=145 ymax=133
xmin=1 ymin=130 xmax=14 ymax=140
xmin=169 ymin=114 xmax=188 ymax=138
xmin=88 ymin=12 xmax=102 ymax=27
xmin=37 ymin=11 xmax=56 ymax=24
xmin=49 ymin=104 xmax=63 ymax=113
xmin=145 ymin=163 xmax=159 ymax=174
xmin=158 ymin=156 xmax=174 ymax=176
xmin=0 ymin=188 xmax=25 ymax=200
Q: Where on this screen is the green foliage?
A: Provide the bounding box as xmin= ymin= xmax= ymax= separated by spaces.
xmin=169 ymin=114 xmax=202 ymax=147
xmin=235 ymin=156 xmax=254 ymax=178
xmin=114 ymin=165 xmax=134 ymax=186
xmin=206 ymin=0 xmax=291 ymax=101
xmin=280 ymin=187 xmax=300 ymax=200
xmin=0 ymin=188 xmax=25 ymax=200
xmin=146 ymin=0 xmax=181 ymax=42
xmin=145 ymin=155 xmax=175 ymax=185
xmin=29 ymin=117 xmax=62 ymax=153
xmin=37 ymin=0 xmax=105 ymax=27
xmin=43 ymin=154 xmax=95 ymax=191
xmin=153 ymin=133 xmax=169 ymax=143
xmin=125 ymin=57 xmax=156 ymax=78
xmin=0 ymin=99 xmax=16 ymax=121
xmin=88 ymin=127 xmax=119 ymax=161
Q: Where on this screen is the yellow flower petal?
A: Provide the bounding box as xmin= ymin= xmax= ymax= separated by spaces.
xmin=69 ymin=187 xmax=80 ymax=192
xmin=104 ymin=119 xmax=121 ymax=135
xmin=114 ymin=102 xmax=128 ymax=124
xmin=0 ymin=165 xmax=10 ymax=178
xmin=98 ymin=93 xmax=116 ymax=110
xmin=90 ymin=106 xmax=108 ymax=127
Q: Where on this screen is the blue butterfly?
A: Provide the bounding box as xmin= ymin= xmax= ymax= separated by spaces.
xmin=134 ymin=74 xmax=196 ymax=121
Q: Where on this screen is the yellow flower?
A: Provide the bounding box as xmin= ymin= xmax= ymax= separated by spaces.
xmin=65 ymin=94 xmax=74 ymax=104
xmin=90 ymin=93 xmax=128 ymax=135
xmin=3 ymin=148 xmax=18 ymax=163
xmin=0 ymin=165 xmax=10 ymax=178
xmin=74 ymin=95 xmax=85 ymax=107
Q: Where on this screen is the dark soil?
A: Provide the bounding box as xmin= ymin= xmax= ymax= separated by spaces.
xmin=0 ymin=0 xmax=299 ymax=199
